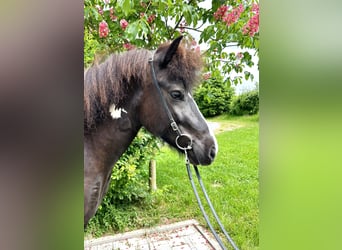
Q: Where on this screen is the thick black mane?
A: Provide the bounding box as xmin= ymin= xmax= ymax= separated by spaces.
xmin=84 ymin=49 xmax=151 ymax=134
xmin=84 ymin=42 xmax=202 ymax=134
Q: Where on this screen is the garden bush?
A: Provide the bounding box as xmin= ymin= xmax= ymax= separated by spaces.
xmin=229 ymin=89 xmax=259 ymax=116
xmin=194 ymin=70 xmax=235 ymax=117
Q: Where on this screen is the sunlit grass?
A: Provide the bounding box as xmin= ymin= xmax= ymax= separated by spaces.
xmin=142 ymin=114 xmax=259 ymax=249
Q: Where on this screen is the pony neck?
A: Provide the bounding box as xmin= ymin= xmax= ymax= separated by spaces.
xmin=84 ymin=109 xmax=141 ymax=172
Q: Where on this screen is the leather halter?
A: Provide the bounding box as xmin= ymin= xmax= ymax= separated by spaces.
xmin=148 ymin=56 xmax=193 ymax=151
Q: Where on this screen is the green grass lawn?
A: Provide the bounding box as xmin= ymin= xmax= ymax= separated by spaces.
xmin=150 ymin=114 xmax=259 ymax=249
xmin=86 ymin=114 xmax=259 ymax=249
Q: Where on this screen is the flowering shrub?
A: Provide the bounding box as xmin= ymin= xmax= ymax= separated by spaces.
xmin=223 ymin=5 xmax=244 ymax=26
xmin=214 ymin=4 xmax=244 ymax=27
xmin=123 ymin=42 xmax=135 ymax=50
xmin=243 ymin=4 xmax=260 ymax=37
xmin=147 ymin=14 xmax=155 ymax=23
xmin=84 ymin=0 xmax=259 ymax=72
xmin=213 ymin=3 xmax=258 ymax=37
xmin=109 ymin=7 xmax=117 ymax=21
xmin=213 ymin=5 xmax=229 ymax=20
xmin=236 ymin=52 xmax=244 ymax=59
xmin=119 ymin=19 xmax=129 ymax=30
xmin=203 ymin=72 xmax=211 ymax=81
xmin=98 ymin=20 xmax=109 ymax=38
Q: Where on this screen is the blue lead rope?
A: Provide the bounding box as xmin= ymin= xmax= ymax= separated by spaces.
xmin=184 ymin=151 xmax=239 ymax=250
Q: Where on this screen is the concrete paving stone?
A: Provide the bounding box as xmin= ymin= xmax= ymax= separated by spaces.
xmin=190 ymin=237 xmax=213 ymax=249
xmin=152 ymin=239 xmax=172 ymax=248
xmin=112 ymin=240 xmax=132 ymax=250
xmin=99 ymin=243 xmax=113 ymax=250
xmin=171 ymin=226 xmax=198 ymax=237
xmin=134 ymin=238 xmax=150 ymax=249
xmin=84 ymin=219 xmax=220 ymax=250
xmin=171 ymin=244 xmax=193 ymax=250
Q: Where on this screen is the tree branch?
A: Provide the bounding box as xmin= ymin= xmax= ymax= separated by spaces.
xmin=164 ymin=17 xmax=172 ymax=39
xmin=144 ymin=1 xmax=152 ymax=14
xmin=213 ymin=59 xmax=232 ymax=63
xmin=173 ymin=15 xmax=184 ymax=35
xmin=183 ymin=26 xmax=203 ymax=32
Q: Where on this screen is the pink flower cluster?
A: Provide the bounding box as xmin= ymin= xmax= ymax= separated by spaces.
xmin=203 ymin=72 xmax=211 ymax=80
xmin=214 ymin=4 xmax=244 ymax=26
xmin=213 ymin=5 xmax=228 ymax=20
xmin=179 ymin=20 xmax=187 ymax=33
xmin=236 ymin=52 xmax=243 ymax=60
xmin=110 ymin=7 xmax=117 ymax=21
xmin=96 ymin=5 xmax=104 ymax=15
xmin=243 ymin=3 xmax=259 ymax=37
xmin=252 ymin=3 xmax=259 ymax=13
xmin=123 ymin=43 xmax=135 ymax=50
xmin=99 ymin=20 xmax=109 ymax=38
xmin=147 ymin=14 xmax=156 ymax=23
xmin=224 ymin=4 xmax=244 ymax=26
xmin=120 ymin=19 xmax=128 ymax=30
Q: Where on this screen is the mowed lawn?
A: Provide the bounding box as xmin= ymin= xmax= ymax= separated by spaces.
xmin=151 ymin=114 xmax=259 ymax=249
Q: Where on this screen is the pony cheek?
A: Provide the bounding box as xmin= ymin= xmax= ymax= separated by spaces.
xmin=148 ymin=115 xmax=170 ymax=137
xmin=139 ymin=102 xmax=168 ymax=136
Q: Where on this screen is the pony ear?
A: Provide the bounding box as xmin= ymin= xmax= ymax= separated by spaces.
xmin=160 ymin=36 xmax=183 ymax=68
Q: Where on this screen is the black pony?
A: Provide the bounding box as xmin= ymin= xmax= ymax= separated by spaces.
xmin=84 ymin=36 xmax=217 ymax=227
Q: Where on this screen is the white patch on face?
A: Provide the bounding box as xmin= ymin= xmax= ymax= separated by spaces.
xmin=109 ymin=104 xmax=127 ymax=119
xmin=187 ymin=93 xmax=218 ymax=154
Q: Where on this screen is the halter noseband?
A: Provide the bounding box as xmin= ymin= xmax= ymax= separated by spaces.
xmin=148 ymin=56 xmax=193 ymax=151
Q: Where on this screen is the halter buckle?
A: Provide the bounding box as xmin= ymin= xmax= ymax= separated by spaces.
xmin=170 ymin=121 xmax=179 ymax=132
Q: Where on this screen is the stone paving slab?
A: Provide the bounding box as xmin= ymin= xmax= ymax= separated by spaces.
xmin=84 ymin=219 xmax=221 ymax=250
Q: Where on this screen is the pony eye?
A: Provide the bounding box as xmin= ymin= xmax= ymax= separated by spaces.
xmin=170 ymin=90 xmax=183 ymax=100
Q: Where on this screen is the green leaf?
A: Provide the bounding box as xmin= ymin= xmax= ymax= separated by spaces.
xmin=126 ymin=21 xmax=139 ymax=40
xmin=211 ymin=0 xmax=221 ymax=11
xmin=244 ymin=71 xmax=251 ymax=81
xmin=90 ymin=7 xmax=99 ymax=20
xmin=201 ymin=25 xmax=215 ymax=43
xmin=140 ymin=20 xmax=150 ymax=37
xmin=118 ymin=0 xmax=131 ymax=16
xmin=182 ymin=5 xmax=194 ymax=25
xmin=84 ymin=7 xmax=90 ymax=19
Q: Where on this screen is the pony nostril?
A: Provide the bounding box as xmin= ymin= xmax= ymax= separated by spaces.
xmin=209 ymin=146 xmax=216 ymax=160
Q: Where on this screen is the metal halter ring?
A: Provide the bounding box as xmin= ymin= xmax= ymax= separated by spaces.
xmin=175 ymin=134 xmax=193 ymax=151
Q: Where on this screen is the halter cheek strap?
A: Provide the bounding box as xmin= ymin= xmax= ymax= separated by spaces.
xmin=148 ymin=56 xmax=193 ymax=151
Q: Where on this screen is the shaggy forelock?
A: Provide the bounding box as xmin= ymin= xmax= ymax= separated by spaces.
xmin=155 ymin=42 xmax=203 ymax=90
